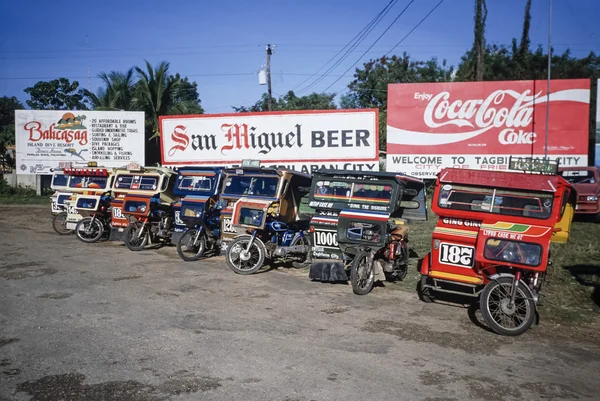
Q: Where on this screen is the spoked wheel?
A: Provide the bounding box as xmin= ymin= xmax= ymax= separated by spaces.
xmin=350 ymin=251 xmax=375 ymax=295
xmin=75 ymin=217 xmax=104 ymax=243
xmin=177 ymin=229 xmax=206 ymax=261
xmin=291 ymin=233 xmax=311 ymax=269
xmin=52 ymin=212 xmax=73 ymax=235
xmin=480 ymin=276 xmax=536 ymax=336
xmin=226 ymin=235 xmax=266 ymax=275
xmin=124 ymin=221 xmax=149 ymax=251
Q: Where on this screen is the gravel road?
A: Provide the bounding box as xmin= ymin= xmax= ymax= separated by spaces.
xmin=1 ymin=206 xmax=599 ymax=401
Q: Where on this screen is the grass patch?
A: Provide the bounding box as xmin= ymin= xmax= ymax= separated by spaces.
xmin=394 ymin=213 xmax=600 ymax=326
xmin=0 ymin=195 xmax=50 ymax=205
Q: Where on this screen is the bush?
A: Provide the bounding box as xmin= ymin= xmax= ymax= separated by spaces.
xmin=0 ymin=178 xmax=38 ymax=196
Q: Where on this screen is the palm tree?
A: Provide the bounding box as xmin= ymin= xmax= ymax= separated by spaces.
xmin=133 ymin=60 xmax=179 ymax=139
xmin=83 ymin=68 xmax=137 ymax=111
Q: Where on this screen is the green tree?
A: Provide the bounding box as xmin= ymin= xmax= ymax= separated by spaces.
xmin=0 ymin=96 xmax=24 ymax=168
xmin=234 ymin=90 xmax=337 ymax=112
xmin=169 ymin=73 xmax=204 ymax=114
xmin=24 ymin=78 xmax=88 ymax=110
xmin=343 ymin=54 xmax=454 ymax=149
xmin=84 ymin=68 xmax=137 ymax=111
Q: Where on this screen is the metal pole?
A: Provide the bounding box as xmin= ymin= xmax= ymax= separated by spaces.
xmin=266 ymin=44 xmax=273 ymax=111
xmin=545 ymin=0 xmax=552 ymax=158
xmin=86 ymin=34 xmax=91 ymax=93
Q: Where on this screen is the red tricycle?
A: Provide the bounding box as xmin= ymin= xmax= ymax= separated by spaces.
xmin=418 ymin=158 xmax=576 ymax=336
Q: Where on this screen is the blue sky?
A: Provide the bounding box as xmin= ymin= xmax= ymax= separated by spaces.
xmin=1 ymin=0 xmax=598 ymax=113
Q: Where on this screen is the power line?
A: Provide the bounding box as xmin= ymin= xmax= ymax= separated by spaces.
xmin=295 ymin=0 xmax=399 ymax=94
xmin=320 ymin=0 xmax=417 ymax=94
xmin=385 ymin=0 xmax=446 ymax=56
xmin=0 ymin=72 xmax=358 ymax=81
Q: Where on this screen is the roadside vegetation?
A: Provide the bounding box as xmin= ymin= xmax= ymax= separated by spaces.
xmin=0 ymin=179 xmax=49 ymax=204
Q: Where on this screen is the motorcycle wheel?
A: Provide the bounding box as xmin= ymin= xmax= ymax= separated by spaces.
xmin=52 ymin=212 xmax=73 ymax=235
xmin=75 ymin=217 xmax=104 ymax=243
xmin=177 ymin=229 xmax=206 ymax=262
xmin=124 ymin=222 xmax=149 ymax=251
xmin=350 ymin=251 xmax=375 ymax=295
xmin=291 ymin=232 xmax=311 ymax=269
xmin=480 ymin=276 xmax=535 ymax=336
xmin=226 ymin=235 xmax=266 ymax=275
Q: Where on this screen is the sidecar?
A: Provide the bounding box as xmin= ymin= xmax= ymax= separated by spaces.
xmin=307 ymin=170 xmax=427 ymax=284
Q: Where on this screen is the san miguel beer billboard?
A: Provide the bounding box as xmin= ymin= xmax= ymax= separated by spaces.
xmin=160 ymin=109 xmax=380 ymax=173
xmin=15 ymin=110 xmax=145 ymax=174
xmin=386 ymin=79 xmax=590 ymax=178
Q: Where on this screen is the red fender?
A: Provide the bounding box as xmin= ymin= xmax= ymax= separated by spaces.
xmin=419 ymin=253 xmax=431 ymax=275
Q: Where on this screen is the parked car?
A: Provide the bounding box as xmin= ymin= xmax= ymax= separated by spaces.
xmin=558 ymin=166 xmax=599 ymax=222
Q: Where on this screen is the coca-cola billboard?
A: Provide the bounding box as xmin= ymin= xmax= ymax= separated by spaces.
xmin=386 ymin=79 xmax=590 ymax=178
xmin=160 ymin=110 xmax=379 ymax=174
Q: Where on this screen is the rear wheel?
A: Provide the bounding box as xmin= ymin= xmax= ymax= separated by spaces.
xmin=480 ymin=276 xmax=535 ymax=336
xmin=291 ymin=233 xmax=311 ymax=269
xmin=417 ymin=275 xmax=434 ymax=303
xmin=125 ymin=222 xmax=149 ymax=251
xmin=52 ymin=212 xmax=72 ymax=235
xmin=350 ymin=251 xmax=375 ymax=295
xmin=75 ymin=217 xmax=104 ymax=243
xmin=226 ymin=235 xmax=266 ymax=275
xmin=177 ymin=229 xmax=206 ymax=261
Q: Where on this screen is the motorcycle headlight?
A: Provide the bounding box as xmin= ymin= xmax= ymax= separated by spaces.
xmin=586 ymin=195 xmax=598 ymax=202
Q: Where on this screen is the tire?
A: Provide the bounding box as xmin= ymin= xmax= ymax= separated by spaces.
xmin=395 ymin=264 xmax=408 ymax=281
xmin=75 ymin=217 xmax=104 ymax=243
xmin=226 ymin=235 xmax=266 ymax=275
xmin=350 ymin=251 xmax=375 ymax=295
xmin=124 ymin=222 xmax=149 ymax=251
xmin=52 ymin=212 xmax=73 ymax=235
xmin=417 ymin=275 xmax=434 ymax=303
xmin=480 ymin=276 xmax=536 ymax=336
xmin=177 ymin=229 xmax=206 ymax=262
xmin=291 ymin=232 xmax=312 ymax=269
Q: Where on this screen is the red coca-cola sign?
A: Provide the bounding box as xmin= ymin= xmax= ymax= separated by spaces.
xmin=386 ymin=79 xmax=590 ymax=178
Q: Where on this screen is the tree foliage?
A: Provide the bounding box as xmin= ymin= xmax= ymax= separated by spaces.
xmin=24 ymin=78 xmax=88 ymax=110
xmin=343 ymin=54 xmax=454 ymax=149
xmin=234 ymin=90 xmax=337 ymax=113
xmin=0 ymin=96 xmax=24 ymax=167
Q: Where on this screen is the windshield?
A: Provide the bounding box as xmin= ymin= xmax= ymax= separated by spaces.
xmin=313 ymin=180 xmax=392 ymax=205
xmin=438 ymin=184 xmax=554 ymax=219
xmin=559 ymin=170 xmax=597 ymax=184
xmin=51 ymin=174 xmax=69 ymax=187
xmin=115 ymin=175 xmax=159 ymax=191
xmin=68 ymin=176 xmax=109 ymax=189
xmin=223 ymin=175 xmax=279 ymax=197
xmin=177 ymin=175 xmax=215 ymax=193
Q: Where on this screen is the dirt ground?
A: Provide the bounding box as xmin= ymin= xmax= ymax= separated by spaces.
xmin=1 ymin=205 xmax=600 ymax=401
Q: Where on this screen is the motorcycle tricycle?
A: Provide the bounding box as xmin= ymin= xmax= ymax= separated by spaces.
xmin=224 ymin=162 xmax=314 ymax=274
xmin=176 ymin=198 xmax=225 ymax=261
xmin=122 ymin=195 xmax=175 ymax=251
xmin=307 ymin=170 xmax=427 ymax=295
xmin=418 ymin=158 xmax=576 ymax=336
xmin=74 ymin=192 xmax=114 ymax=243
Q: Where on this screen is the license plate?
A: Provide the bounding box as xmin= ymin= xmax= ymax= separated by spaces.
xmin=118 ymin=228 xmax=124 ymax=232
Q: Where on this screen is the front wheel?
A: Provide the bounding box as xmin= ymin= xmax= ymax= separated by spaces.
xmin=75 ymin=217 xmax=104 ymax=243
xmin=177 ymin=229 xmax=206 ymax=261
xmin=350 ymin=251 xmax=375 ymax=295
xmin=124 ymin=222 xmax=149 ymax=251
xmin=226 ymin=235 xmax=266 ymax=275
xmin=480 ymin=276 xmax=536 ymax=336
xmin=52 ymin=212 xmax=73 ymax=235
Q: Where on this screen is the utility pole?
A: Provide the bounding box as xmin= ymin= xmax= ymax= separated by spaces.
xmin=266 ymin=44 xmax=273 ymax=111
xmin=85 ymin=34 xmax=91 ymax=93
xmin=544 ymin=0 xmax=552 ymax=158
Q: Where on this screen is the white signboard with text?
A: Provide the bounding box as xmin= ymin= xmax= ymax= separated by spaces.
xmin=160 ymin=110 xmax=379 ymax=174
xmin=15 ymin=110 xmax=145 ymax=174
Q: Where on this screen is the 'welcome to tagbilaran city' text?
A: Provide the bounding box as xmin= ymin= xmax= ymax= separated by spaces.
xmin=90 ymin=119 xmax=137 ymax=161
